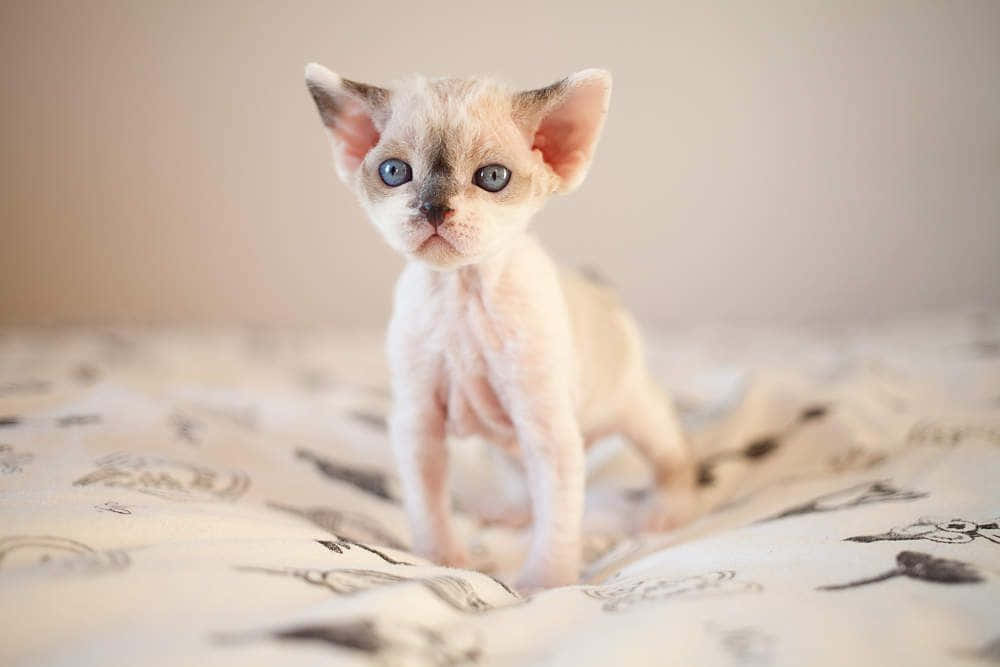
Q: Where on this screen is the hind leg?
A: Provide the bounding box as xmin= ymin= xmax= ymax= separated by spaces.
xmin=619 ymin=376 xmax=698 ymax=532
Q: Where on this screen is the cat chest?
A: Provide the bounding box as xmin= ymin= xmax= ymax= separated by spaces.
xmin=437 ymin=299 xmax=515 ymax=442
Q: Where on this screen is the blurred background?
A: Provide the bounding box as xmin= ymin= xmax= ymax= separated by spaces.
xmin=1 ymin=0 xmax=997 ymax=329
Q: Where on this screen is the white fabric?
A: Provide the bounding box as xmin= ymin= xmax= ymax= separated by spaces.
xmin=1 ymin=312 xmax=997 ymax=666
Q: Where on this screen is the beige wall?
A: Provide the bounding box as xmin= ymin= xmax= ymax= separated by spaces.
xmin=1 ymin=0 xmax=997 ymax=327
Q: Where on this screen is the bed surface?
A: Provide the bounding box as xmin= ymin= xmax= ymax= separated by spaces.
xmin=1 ymin=313 xmax=998 ymax=666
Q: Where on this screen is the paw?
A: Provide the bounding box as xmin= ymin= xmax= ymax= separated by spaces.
xmin=635 ymin=485 xmax=698 ymax=533
xmin=414 ymin=540 xmax=471 ymax=570
xmin=438 ymin=543 xmax=472 ymax=569
xmin=513 ymin=558 xmax=580 ymax=593
xmin=513 ymin=570 xmax=575 ymax=595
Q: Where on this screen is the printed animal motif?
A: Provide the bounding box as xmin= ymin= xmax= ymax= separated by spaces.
xmin=847 ymin=517 xmax=1000 ymax=544
xmin=269 ymin=618 xmax=482 ymax=666
xmin=266 ymin=501 xmax=407 ymax=551
xmin=317 ymin=537 xmax=413 ymax=566
xmin=583 ymin=570 xmax=762 ymax=612
xmin=0 ymin=444 xmax=33 ymax=474
xmin=295 ymin=448 xmax=395 ymax=501
xmin=817 ymin=551 xmax=984 ymax=591
xmin=94 ymin=501 xmax=132 ymax=515
xmin=55 ymin=414 xmax=102 ymax=427
xmin=906 ymin=421 xmax=1000 ymax=447
xmin=762 ymin=480 xmax=927 ymax=522
xmin=73 ymin=452 xmax=250 ymax=502
xmin=237 ymin=565 xmax=507 ymax=614
xmin=0 ymin=535 xmax=129 ymax=574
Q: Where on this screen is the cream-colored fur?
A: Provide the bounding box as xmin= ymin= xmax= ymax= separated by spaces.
xmin=305 ymin=64 xmax=696 ymax=590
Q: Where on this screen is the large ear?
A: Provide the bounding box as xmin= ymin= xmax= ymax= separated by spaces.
xmin=305 ymin=63 xmax=390 ymax=182
xmin=514 ymin=69 xmax=612 ymax=193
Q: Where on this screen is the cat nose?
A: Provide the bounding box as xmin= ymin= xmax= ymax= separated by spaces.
xmin=419 ymin=201 xmax=454 ymax=228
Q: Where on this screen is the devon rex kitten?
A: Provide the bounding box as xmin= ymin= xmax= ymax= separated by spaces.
xmin=305 ymin=64 xmax=696 ymax=590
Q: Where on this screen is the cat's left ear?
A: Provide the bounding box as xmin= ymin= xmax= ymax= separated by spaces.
xmin=514 ymin=69 xmax=612 ymax=193
xmin=305 ymin=63 xmax=390 ymax=183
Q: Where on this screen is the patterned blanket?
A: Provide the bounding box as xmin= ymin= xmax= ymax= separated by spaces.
xmin=1 ymin=313 xmax=997 ymax=666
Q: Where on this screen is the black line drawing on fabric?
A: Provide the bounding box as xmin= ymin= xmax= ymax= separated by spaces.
xmin=267 ymin=500 xmax=408 ymax=551
xmin=349 ymin=409 xmax=388 ymax=432
xmin=580 ymin=536 xmax=650 ymax=583
xmin=95 ymin=501 xmax=132 ymax=515
xmin=275 ymin=619 xmax=382 ymax=652
xmin=169 ymin=412 xmax=202 ymax=444
xmin=0 ymin=535 xmax=130 ymax=573
xmin=956 ymin=635 xmax=1000 ymax=663
xmin=906 ymin=420 xmax=1000 ymax=448
xmin=56 ymin=414 xmax=102 ymax=427
xmin=582 ymin=570 xmax=762 ymax=612
xmin=705 ymin=622 xmax=775 ymax=666
xmin=317 ymin=537 xmax=414 ymax=565
xmin=0 ymin=379 xmax=51 ymax=396
xmin=219 ymin=618 xmax=482 ymax=666
xmin=760 ymin=480 xmax=927 ymax=522
xmin=295 ymin=448 xmax=395 ymax=501
xmin=0 ymin=416 xmax=20 ymax=427
xmin=236 ymin=565 xmax=514 ymax=614
xmin=0 ymin=444 xmax=33 ymax=474
xmin=483 ymin=572 xmax=518 ymax=599
xmin=74 ymin=452 xmax=250 ymax=502
xmin=847 ymin=517 xmax=1000 ymax=545
xmin=817 ymin=551 xmax=985 ymax=591
xmin=697 ymin=404 xmax=830 ymax=486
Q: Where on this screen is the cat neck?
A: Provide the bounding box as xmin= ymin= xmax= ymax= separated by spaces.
xmin=419 ymin=230 xmax=537 ymax=294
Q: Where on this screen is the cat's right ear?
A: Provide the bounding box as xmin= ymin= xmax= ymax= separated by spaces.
xmin=305 ymin=63 xmax=390 ymax=183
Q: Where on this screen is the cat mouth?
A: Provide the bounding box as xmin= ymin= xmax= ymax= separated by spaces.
xmin=415 ymin=233 xmax=457 ymax=254
xmin=412 ymin=232 xmax=465 ymax=266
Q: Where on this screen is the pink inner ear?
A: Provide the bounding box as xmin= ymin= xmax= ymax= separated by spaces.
xmin=331 ymin=101 xmax=380 ymax=172
xmin=532 ymin=81 xmax=607 ymax=183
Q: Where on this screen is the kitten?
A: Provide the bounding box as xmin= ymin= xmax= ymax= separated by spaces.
xmin=305 ymin=64 xmax=696 ymax=590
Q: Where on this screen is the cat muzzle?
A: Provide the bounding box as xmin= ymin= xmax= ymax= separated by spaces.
xmin=418 ymin=202 xmax=455 ymax=228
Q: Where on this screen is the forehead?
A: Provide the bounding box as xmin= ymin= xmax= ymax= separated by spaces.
xmin=382 ymin=76 xmax=520 ymax=155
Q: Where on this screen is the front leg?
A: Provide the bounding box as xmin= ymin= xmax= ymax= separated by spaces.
xmin=390 ymin=393 xmax=468 ymax=568
xmin=512 ymin=395 xmax=586 ymax=591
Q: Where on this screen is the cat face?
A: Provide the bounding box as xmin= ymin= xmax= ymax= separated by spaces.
xmin=306 ymin=66 xmax=611 ymax=269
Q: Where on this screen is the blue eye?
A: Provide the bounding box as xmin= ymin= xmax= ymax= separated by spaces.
xmin=378 ymin=158 xmax=412 ymax=187
xmin=474 ymin=164 xmax=511 ymax=192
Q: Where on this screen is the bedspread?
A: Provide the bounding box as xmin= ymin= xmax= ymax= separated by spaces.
xmin=1 ymin=312 xmax=998 ymax=666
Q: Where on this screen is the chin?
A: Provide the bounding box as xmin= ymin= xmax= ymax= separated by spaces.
xmin=410 ymin=235 xmax=469 ymax=270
